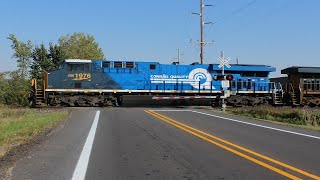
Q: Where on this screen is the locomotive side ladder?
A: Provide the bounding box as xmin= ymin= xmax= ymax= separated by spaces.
xmin=273 ymin=82 xmax=283 ymax=105
xmin=31 ymin=72 xmax=51 ymax=107
xmin=288 ymin=83 xmax=300 ymax=106
xmin=31 ymin=79 xmax=45 ymax=106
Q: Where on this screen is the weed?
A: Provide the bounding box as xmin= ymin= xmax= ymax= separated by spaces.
xmin=229 ymin=106 xmax=320 ymax=128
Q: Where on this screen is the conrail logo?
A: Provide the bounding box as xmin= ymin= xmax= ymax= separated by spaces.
xmin=188 ymin=68 xmax=213 ymax=89
xmin=150 ymin=68 xmax=215 ymax=89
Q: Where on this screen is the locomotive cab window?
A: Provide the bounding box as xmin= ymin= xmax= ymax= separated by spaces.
xmin=67 ymin=64 xmax=90 ymax=71
xmin=79 ymin=64 xmax=86 ymax=71
xmin=150 ymin=64 xmax=156 ymax=70
xmin=67 ymin=64 xmax=80 ymax=71
xmin=67 ymin=64 xmax=72 ymax=71
xmin=84 ymin=64 xmax=90 ymax=71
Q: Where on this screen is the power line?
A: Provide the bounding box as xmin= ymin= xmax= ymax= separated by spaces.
xmin=217 ymin=0 xmax=260 ymax=24
xmin=263 ymin=0 xmax=298 ymax=17
xmin=206 ymin=0 xmax=260 ymax=35
xmin=204 ymin=0 xmax=298 ymax=40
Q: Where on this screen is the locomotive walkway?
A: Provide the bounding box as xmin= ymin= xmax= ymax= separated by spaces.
xmin=10 ymin=107 xmax=320 ymax=180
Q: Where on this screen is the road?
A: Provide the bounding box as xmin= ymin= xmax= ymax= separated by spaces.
xmin=11 ymin=107 xmax=320 ymax=180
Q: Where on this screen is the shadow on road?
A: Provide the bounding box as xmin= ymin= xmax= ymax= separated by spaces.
xmin=121 ymin=95 xmax=212 ymax=108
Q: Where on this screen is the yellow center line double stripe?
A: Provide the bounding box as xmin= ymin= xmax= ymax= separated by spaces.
xmin=145 ymin=110 xmax=320 ymax=180
xmin=147 ymin=110 xmax=320 ymax=180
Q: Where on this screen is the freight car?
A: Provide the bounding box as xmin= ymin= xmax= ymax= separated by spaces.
xmin=30 ymin=59 xmax=279 ymax=107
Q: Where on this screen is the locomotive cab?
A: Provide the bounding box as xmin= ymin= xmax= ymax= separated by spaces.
xmin=47 ymin=59 xmax=92 ymax=89
xmin=281 ymin=66 xmax=320 ymax=106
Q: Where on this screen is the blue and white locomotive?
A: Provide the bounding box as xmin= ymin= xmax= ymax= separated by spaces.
xmin=31 ymin=59 xmax=277 ymax=107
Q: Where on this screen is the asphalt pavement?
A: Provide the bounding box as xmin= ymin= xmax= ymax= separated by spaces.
xmin=11 ymin=107 xmax=320 ymax=180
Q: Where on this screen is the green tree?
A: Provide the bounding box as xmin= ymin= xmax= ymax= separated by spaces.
xmin=58 ymin=32 xmax=105 ymax=60
xmin=7 ymin=34 xmax=33 ymax=78
xmin=49 ymin=42 xmax=64 ymax=69
xmin=30 ymin=44 xmax=53 ymax=79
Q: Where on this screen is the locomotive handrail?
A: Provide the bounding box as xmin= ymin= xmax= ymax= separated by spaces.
xmin=298 ymin=84 xmax=302 ymax=103
xmin=32 ymin=78 xmax=37 ymax=96
xmin=289 ymin=83 xmax=294 ymax=94
xmin=298 ymin=84 xmax=301 ymax=93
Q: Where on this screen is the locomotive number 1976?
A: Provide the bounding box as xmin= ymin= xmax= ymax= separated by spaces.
xmin=67 ymin=73 xmax=91 ymax=80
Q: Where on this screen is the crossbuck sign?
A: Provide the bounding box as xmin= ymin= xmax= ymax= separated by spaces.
xmin=218 ymin=56 xmax=231 ymax=76
xmin=218 ymin=57 xmax=231 ymax=68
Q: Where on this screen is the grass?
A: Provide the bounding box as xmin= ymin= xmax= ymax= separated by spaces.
xmin=227 ymin=106 xmax=320 ymax=131
xmin=0 ymin=107 xmax=69 ymax=157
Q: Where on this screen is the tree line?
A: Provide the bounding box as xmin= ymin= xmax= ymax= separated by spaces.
xmin=1 ymin=32 xmax=105 ymax=106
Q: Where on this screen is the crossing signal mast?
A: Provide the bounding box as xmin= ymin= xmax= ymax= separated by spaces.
xmin=192 ymin=0 xmax=213 ymax=64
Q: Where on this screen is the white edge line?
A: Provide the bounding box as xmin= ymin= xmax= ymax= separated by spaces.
xmin=153 ymin=109 xmax=320 ymax=140
xmin=72 ymin=110 xmax=101 ymax=180
xmin=190 ymin=110 xmax=320 ymax=140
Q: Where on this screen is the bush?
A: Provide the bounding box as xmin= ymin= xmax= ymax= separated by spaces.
xmin=0 ymin=71 xmax=30 ymax=107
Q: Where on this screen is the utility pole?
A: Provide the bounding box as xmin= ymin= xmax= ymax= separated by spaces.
xmin=200 ymin=0 xmax=204 ymax=64
xmin=177 ymin=48 xmax=180 ymax=64
xmin=173 ymin=49 xmax=181 ymax=64
xmin=192 ymin=0 xmax=213 ymax=64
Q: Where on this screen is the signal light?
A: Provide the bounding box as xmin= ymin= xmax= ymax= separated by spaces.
xmin=226 ymin=75 xmax=233 ymax=81
xmin=213 ymin=74 xmax=234 ymax=81
xmin=213 ymin=75 xmax=225 ymax=81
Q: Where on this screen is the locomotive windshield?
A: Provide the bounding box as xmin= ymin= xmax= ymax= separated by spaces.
xmin=66 ymin=64 xmax=90 ymax=71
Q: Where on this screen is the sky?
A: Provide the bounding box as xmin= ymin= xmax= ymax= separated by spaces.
xmin=0 ymin=0 xmax=319 ymax=77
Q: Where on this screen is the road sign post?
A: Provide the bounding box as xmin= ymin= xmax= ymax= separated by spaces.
xmin=218 ymin=51 xmax=231 ymax=111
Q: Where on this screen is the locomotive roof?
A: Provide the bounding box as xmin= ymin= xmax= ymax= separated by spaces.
xmin=65 ymin=59 xmax=92 ymax=63
xmin=62 ymin=59 xmax=275 ymax=72
xmin=281 ymin=66 xmax=320 ymax=74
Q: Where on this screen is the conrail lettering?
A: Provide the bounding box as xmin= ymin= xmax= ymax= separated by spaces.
xmin=150 ymin=74 xmax=188 ymax=79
